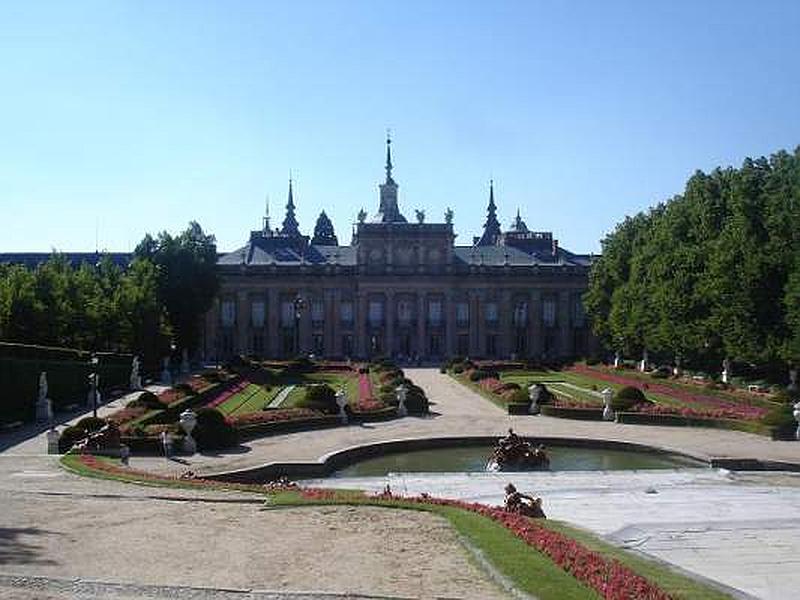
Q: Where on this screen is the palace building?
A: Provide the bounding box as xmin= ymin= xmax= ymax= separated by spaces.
xmin=204 ymin=139 xmax=596 ymax=362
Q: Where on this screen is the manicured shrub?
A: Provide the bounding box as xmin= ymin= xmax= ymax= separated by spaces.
xmin=762 ymin=403 xmax=795 ymax=428
xmin=297 ymin=384 xmax=338 ymax=414
xmin=439 ymin=364 xmax=447 ymax=374
xmin=506 ymin=388 xmax=530 ymax=405
xmin=174 ymin=383 xmax=195 ymax=396
xmin=127 ymin=390 xmax=163 ymax=409
xmin=612 ymin=386 xmax=649 ymax=411
xmin=76 ymin=416 xmax=107 ymax=433
xmin=193 ymin=408 xmax=235 ymax=450
xmin=452 ymin=364 xmax=465 ymax=374
xmin=404 ymin=390 xmax=429 ymax=414
xmin=585 ymin=357 xmax=601 ymax=366
xmin=58 ymin=425 xmax=88 ymax=453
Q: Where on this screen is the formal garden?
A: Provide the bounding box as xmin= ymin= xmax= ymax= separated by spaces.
xmin=56 ymin=356 xmax=430 ymax=454
xmin=445 ymin=357 xmax=797 ymax=439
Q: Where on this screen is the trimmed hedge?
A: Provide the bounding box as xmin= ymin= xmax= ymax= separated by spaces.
xmin=297 ymin=384 xmax=338 ymax=414
xmin=612 ymin=386 xmax=649 ymax=411
xmin=540 ymin=405 xmax=604 ymax=420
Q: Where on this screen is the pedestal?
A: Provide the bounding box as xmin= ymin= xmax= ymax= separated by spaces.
xmin=36 ymin=398 xmax=53 ymax=423
xmin=46 ymin=428 xmax=60 ymax=454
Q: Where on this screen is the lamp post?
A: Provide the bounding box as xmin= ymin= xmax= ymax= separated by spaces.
xmin=88 ymin=354 xmax=99 ymax=418
xmin=293 ymin=295 xmax=306 ymax=357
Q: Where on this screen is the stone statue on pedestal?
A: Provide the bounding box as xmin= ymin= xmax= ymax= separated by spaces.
xmin=36 ymin=372 xmax=53 ymax=423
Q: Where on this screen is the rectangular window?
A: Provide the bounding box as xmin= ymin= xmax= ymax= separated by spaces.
xmin=429 ymin=334 xmax=441 ymax=355
xmin=457 ymin=334 xmax=469 ymax=356
xmin=221 ymin=299 xmax=236 ymax=327
xmin=340 ymin=301 xmax=354 ymax=324
xmin=281 ymin=301 xmax=295 ymax=327
xmin=252 ymin=333 xmax=264 ymax=355
xmin=573 ymin=296 xmax=585 ymax=328
xmin=485 ymin=302 xmax=498 ymax=325
xmin=312 ymin=334 xmax=324 ymax=355
xmin=543 ymin=298 xmax=556 ymax=328
xmin=486 ymin=334 xmax=497 ymax=357
xmin=428 ymin=300 xmax=442 ymax=325
xmin=342 ymin=334 xmax=354 ymax=357
xmin=311 ymin=299 xmax=324 ymax=324
xmin=368 ymin=300 xmax=384 ymax=325
xmin=513 ymin=301 xmax=528 ymax=328
xmin=398 ymin=300 xmax=413 ymax=325
xmin=251 ymin=300 xmax=265 ymax=328
xmin=456 ymin=302 xmax=469 ymax=325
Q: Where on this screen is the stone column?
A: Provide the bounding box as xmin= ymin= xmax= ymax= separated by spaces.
xmin=356 ymin=292 xmax=367 ymax=358
xmin=330 ymin=288 xmax=341 ymax=358
xmin=530 ymin=289 xmax=542 ymax=358
xmin=267 ymin=288 xmax=279 ymax=358
xmin=385 ymin=290 xmax=395 ymax=358
xmin=299 ymin=289 xmax=313 ymax=355
xmin=445 ymin=291 xmax=456 ymax=358
xmin=558 ymin=289 xmax=571 ymax=357
xmin=417 ymin=292 xmax=427 ymax=359
xmin=236 ymin=291 xmax=249 ymax=355
xmin=500 ymin=290 xmax=513 ymax=358
xmin=470 ymin=290 xmax=481 ymax=357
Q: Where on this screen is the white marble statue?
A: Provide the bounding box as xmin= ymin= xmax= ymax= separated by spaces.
xmin=35 ymin=371 xmax=53 ymax=423
xmin=793 ymin=401 xmax=800 ymax=442
xmin=179 ymin=409 xmax=198 ymax=453
xmin=395 ymin=385 xmax=408 ymax=418
xmin=335 ymin=390 xmax=349 ymax=424
xmin=613 ymin=351 xmax=621 ymax=369
xmin=639 ymin=349 xmax=648 ymax=372
xmin=602 ymin=388 xmax=614 ymax=421
xmin=528 ymin=384 xmax=540 ymax=415
xmin=722 ymin=358 xmax=731 ymax=385
xmin=130 ymin=356 xmax=142 ymax=390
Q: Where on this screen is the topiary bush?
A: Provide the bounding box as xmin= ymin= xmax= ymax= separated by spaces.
xmin=297 ymin=384 xmax=338 ymax=414
xmin=58 ymin=425 xmax=89 ymax=453
xmin=127 ymin=390 xmax=163 ymax=409
xmin=193 ymin=408 xmax=236 ymax=450
xmin=612 ymin=386 xmax=649 ymax=411
xmin=404 ymin=390 xmax=429 ymax=415
xmin=76 ymin=416 xmax=106 ymax=433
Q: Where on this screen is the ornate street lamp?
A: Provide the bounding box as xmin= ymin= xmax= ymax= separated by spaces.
xmin=293 ymin=295 xmax=306 ymax=356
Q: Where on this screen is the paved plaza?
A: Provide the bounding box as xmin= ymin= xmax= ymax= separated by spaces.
xmin=1 ymin=369 xmax=799 ymax=599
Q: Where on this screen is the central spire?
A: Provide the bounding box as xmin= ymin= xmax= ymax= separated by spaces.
xmin=385 ymin=133 xmax=394 ymax=184
xmin=374 ymin=132 xmax=406 ymax=223
xmin=281 ymin=177 xmax=301 ymax=236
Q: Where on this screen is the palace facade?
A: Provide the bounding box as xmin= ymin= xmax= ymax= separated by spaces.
xmin=203 ymin=140 xmax=596 ymax=362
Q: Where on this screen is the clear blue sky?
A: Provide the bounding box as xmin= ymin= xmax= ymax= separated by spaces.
xmin=1 ymin=1 xmax=799 ymax=253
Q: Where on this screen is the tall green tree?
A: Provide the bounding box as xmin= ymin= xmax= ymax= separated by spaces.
xmin=135 ymin=221 xmax=219 ymax=355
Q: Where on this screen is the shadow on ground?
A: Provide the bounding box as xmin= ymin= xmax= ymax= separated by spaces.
xmin=0 ymin=527 xmax=59 ymax=566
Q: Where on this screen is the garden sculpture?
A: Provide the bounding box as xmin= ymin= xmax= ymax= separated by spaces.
xmin=602 ymin=388 xmax=614 ymax=421
xmin=396 ymin=384 xmax=408 ymax=417
xmin=487 ymin=429 xmax=549 ymax=471
xmin=179 ymin=409 xmax=197 ymax=453
xmin=794 ymin=401 xmax=800 ymax=441
xmin=130 ymin=356 xmax=142 ymax=390
xmin=503 ymin=483 xmax=546 ymax=518
xmin=527 ymin=383 xmax=541 ymax=415
xmin=335 ymin=389 xmax=348 ymax=425
xmin=36 ymin=371 xmax=53 ymax=423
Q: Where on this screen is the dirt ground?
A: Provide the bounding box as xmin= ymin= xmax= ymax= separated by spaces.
xmin=0 ymin=491 xmax=509 ymax=600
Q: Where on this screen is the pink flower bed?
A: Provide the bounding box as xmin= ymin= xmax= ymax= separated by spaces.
xmin=570 ymin=365 xmax=767 ymax=421
xmin=205 ymin=380 xmax=249 ymax=409
xmin=227 ymin=407 xmax=320 ymax=427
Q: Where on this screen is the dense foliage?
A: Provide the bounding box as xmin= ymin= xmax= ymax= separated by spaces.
xmin=585 ymin=147 xmax=800 ymax=375
xmin=0 ymin=221 xmax=218 ymax=366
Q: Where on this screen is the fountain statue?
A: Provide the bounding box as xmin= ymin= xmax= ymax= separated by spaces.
xmin=527 ymin=383 xmax=541 ymax=415
xmin=395 ymin=385 xmax=408 ymax=417
xmin=130 ymin=356 xmax=142 ymax=390
xmin=602 ymin=388 xmax=614 ymax=421
xmin=179 ymin=409 xmax=198 ymax=453
xmin=613 ymin=351 xmax=621 ymax=369
xmin=36 ymin=371 xmax=53 ymax=423
xmin=335 ymin=390 xmax=349 ymax=424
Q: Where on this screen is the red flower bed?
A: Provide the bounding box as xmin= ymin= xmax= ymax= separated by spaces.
xmin=205 ymin=380 xmax=250 ymax=409
xmin=227 ymin=407 xmax=321 ymax=427
xmin=553 ymin=398 xmax=601 ymax=409
xmin=358 ymin=371 xmax=373 ymax=402
xmin=352 ymin=398 xmax=387 ymax=412
xmin=73 ymin=455 xmax=670 ymax=600
xmin=570 ymin=365 xmax=767 ymax=421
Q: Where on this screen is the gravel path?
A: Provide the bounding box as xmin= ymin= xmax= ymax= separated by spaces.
xmin=267 ymin=385 xmax=296 ymax=409
xmin=0 ymin=491 xmax=508 ymax=600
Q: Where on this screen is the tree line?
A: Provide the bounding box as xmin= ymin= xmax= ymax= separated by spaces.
xmin=585 ymin=146 xmax=800 ymax=379
xmin=0 ymin=222 xmax=218 ymax=367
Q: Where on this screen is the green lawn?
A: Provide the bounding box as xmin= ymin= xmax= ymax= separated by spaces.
xmin=275 ymin=370 xmax=360 ymax=408
xmin=216 ymin=384 xmax=282 ymax=416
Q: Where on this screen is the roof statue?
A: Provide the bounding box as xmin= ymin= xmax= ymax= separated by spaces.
xmin=510 ymin=208 xmax=529 ymax=233
xmin=415 ymin=209 xmax=425 ymax=224
xmin=312 ymin=211 xmax=338 ymax=246
xmin=444 ymin=207 xmax=454 ymax=224
xmin=281 ymin=178 xmax=301 ymax=237
xmin=474 ymin=180 xmax=502 ymax=246
xmin=375 ymin=134 xmax=407 ymax=223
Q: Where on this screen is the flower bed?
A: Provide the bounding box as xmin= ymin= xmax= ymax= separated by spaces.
xmin=205 ymin=380 xmax=250 ymax=409
xmin=570 ymin=365 xmax=768 ymax=421
xmin=357 ymin=370 xmax=373 ymax=402
xmin=227 ymin=407 xmax=320 ymax=427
